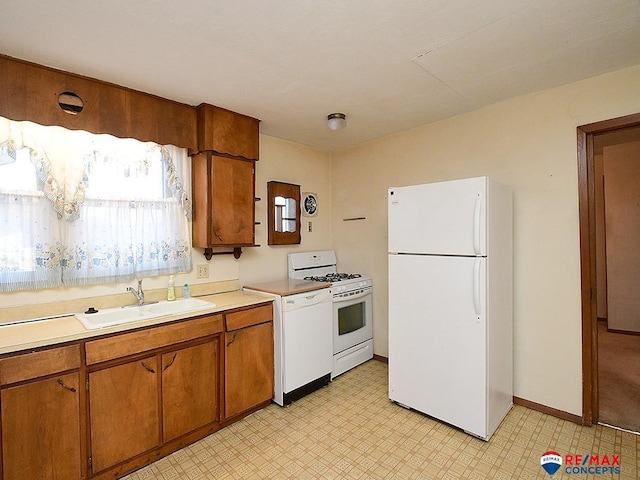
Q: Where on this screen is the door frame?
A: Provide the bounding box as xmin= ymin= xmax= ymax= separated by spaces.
xmin=577 ymin=112 xmax=640 ymax=426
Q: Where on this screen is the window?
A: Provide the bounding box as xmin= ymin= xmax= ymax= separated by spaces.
xmin=0 ymin=117 xmax=192 ymax=292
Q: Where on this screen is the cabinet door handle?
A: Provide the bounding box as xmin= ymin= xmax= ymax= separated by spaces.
xmin=57 ymin=378 xmax=77 ymax=393
xmin=226 ymin=332 xmax=237 ymax=347
xmin=163 ymin=353 xmax=178 ymax=371
xmin=141 ymin=361 xmax=156 ymax=374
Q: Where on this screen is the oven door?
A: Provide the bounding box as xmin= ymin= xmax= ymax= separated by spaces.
xmin=333 ymin=288 xmax=373 ymax=354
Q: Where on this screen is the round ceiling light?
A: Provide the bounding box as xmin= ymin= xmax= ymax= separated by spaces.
xmin=327 ymin=113 xmax=346 ymax=131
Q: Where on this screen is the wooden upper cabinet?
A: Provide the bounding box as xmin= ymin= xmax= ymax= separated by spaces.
xmin=196 ymin=103 xmax=259 ymax=160
xmin=192 ymin=152 xmax=256 ymax=248
xmin=0 ymin=55 xmax=197 ymax=150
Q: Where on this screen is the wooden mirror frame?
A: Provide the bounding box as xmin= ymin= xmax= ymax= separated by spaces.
xmin=267 ymin=181 xmax=301 ymax=245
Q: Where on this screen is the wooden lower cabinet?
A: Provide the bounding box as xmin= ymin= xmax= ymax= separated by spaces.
xmin=1 ymin=372 xmax=82 ymax=480
xmin=89 ymin=356 xmax=161 ymax=474
xmin=0 ymin=302 xmax=273 ymax=479
xmin=225 ymin=321 xmax=274 ymax=419
xmin=87 ymin=338 xmax=221 ymax=477
xmin=162 ymin=340 xmax=219 ymax=442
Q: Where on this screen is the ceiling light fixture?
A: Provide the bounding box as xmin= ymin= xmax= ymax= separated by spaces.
xmin=327 ymin=113 xmax=346 ymax=131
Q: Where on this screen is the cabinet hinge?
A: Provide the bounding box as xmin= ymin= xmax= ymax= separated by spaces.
xmin=86 ymin=380 xmax=90 ymax=392
xmin=88 ymin=455 xmax=92 ymax=470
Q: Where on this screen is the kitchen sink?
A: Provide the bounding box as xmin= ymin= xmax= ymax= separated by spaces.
xmin=145 ymin=298 xmax=214 ymax=316
xmin=75 ymin=297 xmax=215 ymax=330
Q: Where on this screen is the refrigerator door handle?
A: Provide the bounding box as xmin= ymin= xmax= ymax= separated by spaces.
xmin=473 ymin=193 xmax=482 ymax=255
xmin=473 ymin=258 xmax=482 ymax=321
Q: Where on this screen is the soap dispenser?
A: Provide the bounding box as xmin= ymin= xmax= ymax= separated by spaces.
xmin=167 ymin=275 xmax=176 ymax=301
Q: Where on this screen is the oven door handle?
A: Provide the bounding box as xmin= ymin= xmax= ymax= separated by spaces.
xmin=333 ymin=288 xmax=371 ymax=302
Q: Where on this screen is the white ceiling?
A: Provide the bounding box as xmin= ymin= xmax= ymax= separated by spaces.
xmin=2 ymin=0 xmax=640 ymax=152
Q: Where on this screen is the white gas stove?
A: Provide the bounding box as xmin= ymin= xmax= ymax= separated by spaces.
xmin=288 ymin=251 xmax=373 ymax=378
xmin=288 ymin=251 xmax=372 ymax=291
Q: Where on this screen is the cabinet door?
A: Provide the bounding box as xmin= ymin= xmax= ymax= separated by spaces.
xmin=89 ymin=356 xmax=160 ymax=474
xmin=1 ymin=373 xmax=81 ymax=480
xmin=210 ymin=155 xmax=255 ymax=246
xmin=162 ymin=340 xmax=219 ymax=442
xmin=225 ymin=322 xmax=274 ymax=419
xmin=192 ymin=153 xmax=255 ymax=248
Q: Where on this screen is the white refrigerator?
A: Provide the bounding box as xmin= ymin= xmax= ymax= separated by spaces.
xmin=388 ymin=176 xmax=513 ymax=441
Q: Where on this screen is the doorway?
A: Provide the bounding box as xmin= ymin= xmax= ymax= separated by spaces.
xmin=577 ymin=113 xmax=640 ymax=428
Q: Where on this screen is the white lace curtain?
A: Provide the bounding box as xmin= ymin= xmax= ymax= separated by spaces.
xmin=0 ymin=117 xmax=193 ymax=292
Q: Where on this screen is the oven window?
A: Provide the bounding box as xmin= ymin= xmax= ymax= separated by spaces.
xmin=338 ymin=302 xmax=365 ymax=335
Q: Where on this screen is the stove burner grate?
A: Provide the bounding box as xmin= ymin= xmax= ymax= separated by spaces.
xmin=304 ymin=273 xmax=362 ymax=283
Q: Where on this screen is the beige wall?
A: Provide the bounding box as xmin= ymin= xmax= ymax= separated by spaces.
xmin=330 ymin=64 xmax=640 ymax=416
xmin=239 ymin=135 xmax=332 ymax=285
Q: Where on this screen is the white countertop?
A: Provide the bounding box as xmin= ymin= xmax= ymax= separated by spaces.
xmin=0 ymin=291 xmax=274 ymax=355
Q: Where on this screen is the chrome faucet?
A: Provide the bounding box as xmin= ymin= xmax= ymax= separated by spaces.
xmin=127 ymin=279 xmax=144 ymax=306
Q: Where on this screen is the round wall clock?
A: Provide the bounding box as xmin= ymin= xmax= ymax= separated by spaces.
xmin=302 ymin=192 xmax=318 ymax=217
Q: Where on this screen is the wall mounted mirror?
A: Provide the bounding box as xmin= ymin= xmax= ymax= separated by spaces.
xmin=267 ymin=181 xmax=301 ymax=245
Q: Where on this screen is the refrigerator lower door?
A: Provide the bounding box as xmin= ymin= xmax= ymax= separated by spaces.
xmin=389 ymin=254 xmax=488 ymax=439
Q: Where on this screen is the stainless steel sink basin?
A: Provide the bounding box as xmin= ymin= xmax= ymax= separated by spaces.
xmin=75 ymin=297 xmax=215 ymax=330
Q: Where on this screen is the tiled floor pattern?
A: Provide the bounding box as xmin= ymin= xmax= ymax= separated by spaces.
xmin=123 ymin=360 xmax=638 ymax=479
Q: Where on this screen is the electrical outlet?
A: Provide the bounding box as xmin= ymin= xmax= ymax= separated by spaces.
xmin=196 ymin=264 xmax=209 ymax=279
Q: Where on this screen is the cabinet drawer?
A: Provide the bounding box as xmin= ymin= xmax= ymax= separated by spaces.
xmin=0 ymin=344 xmax=80 ymax=386
xmin=85 ymin=314 xmax=224 ymax=365
xmin=225 ymin=303 xmax=273 ymax=331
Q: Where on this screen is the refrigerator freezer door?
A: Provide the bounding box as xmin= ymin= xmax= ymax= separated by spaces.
xmin=388 ymin=254 xmax=488 ymax=438
xmin=388 ymin=177 xmax=486 ymax=256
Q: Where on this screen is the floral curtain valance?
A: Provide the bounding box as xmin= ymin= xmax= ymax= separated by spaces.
xmin=0 ymin=117 xmax=192 ymax=221
xmin=0 ymin=116 xmax=193 ymax=292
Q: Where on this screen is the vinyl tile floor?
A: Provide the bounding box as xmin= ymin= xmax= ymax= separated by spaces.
xmin=122 ymin=360 xmax=639 ymax=479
